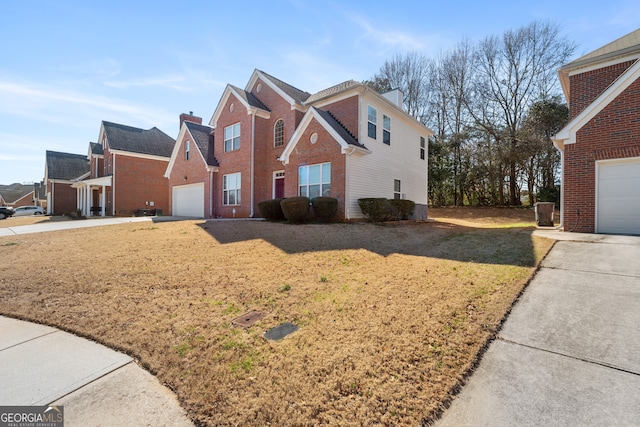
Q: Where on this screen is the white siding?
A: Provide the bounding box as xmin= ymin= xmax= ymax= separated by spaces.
xmin=346 ymin=92 xmax=429 ymax=219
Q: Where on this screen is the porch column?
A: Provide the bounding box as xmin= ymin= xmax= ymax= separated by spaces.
xmin=76 ymin=187 xmax=81 ymax=211
xmin=85 ymin=186 xmax=91 ymax=216
xmin=101 ymin=185 xmax=106 ymax=217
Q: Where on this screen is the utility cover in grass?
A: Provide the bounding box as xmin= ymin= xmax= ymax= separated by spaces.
xmin=264 ymin=322 xmax=299 ymax=341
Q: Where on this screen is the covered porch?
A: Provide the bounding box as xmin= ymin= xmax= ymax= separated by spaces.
xmin=71 ymin=176 xmax=112 ymax=217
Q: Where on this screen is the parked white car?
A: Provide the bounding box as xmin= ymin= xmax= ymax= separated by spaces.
xmin=13 ymin=206 xmax=45 ymax=216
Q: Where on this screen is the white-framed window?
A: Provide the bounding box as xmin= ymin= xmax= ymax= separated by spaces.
xmin=383 ymin=115 xmax=391 ymax=145
xmin=420 ymin=136 xmax=426 ymax=160
xmin=367 ymin=106 xmax=377 ymax=139
xmin=223 ymin=172 xmax=241 ymax=205
xmin=224 ymin=123 xmax=240 ymax=152
xmin=274 ymin=119 xmax=284 ymax=147
xmin=299 ymin=162 xmax=331 ymax=199
xmin=185 ymin=140 xmax=191 ymax=160
xmin=394 ymin=179 xmax=401 ymax=199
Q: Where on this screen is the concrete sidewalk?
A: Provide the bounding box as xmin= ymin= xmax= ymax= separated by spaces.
xmin=0 ymin=316 xmax=193 ymax=426
xmin=436 ymin=231 xmax=640 ymax=426
xmin=0 ymin=216 xmax=180 ymax=237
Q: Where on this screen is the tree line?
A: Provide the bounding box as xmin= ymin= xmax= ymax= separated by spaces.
xmin=365 ymin=21 xmax=576 ymax=207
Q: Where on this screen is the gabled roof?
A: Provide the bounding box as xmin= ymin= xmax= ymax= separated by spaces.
xmin=185 ymin=121 xmax=219 ymax=167
xmin=255 ymin=70 xmax=312 ymax=104
xmin=0 ymin=183 xmax=34 ymax=204
xmin=209 ymin=84 xmax=272 ymax=127
xmin=90 ymin=142 xmax=103 ymax=156
xmin=562 ymin=29 xmax=640 ymax=71
xmin=45 ymin=150 xmax=90 ymax=181
xmin=553 ymin=57 xmax=640 ymax=150
xmin=304 ymin=80 xmax=361 ymax=105
xmin=229 ymin=85 xmax=271 ymax=111
xmin=280 ymin=107 xmax=370 ymax=164
xmin=313 ymin=108 xmax=365 ymax=149
xmin=558 ymin=28 xmax=640 ymax=100
xmin=102 ymin=121 xmax=175 ymax=158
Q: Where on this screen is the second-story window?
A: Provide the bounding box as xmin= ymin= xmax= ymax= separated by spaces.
xmin=383 ymin=115 xmax=391 ymax=145
xmin=368 ymin=106 xmax=377 ymax=139
xmin=185 ymin=140 xmax=190 ymax=160
xmin=274 ymin=119 xmax=284 ymax=147
xmin=420 ymin=136 xmax=426 ymax=160
xmin=224 ymin=123 xmax=241 ymax=152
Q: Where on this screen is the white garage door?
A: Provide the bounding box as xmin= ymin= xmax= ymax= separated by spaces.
xmin=597 ymin=159 xmax=640 ymax=235
xmin=173 ymin=183 xmax=204 ymax=217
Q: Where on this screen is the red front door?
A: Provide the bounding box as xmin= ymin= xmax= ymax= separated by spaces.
xmin=275 ymin=177 xmax=285 ymax=198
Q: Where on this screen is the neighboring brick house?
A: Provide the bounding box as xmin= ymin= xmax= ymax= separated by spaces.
xmin=72 ymin=121 xmax=175 ymax=216
xmin=44 ymin=150 xmax=90 ymax=215
xmin=182 ymin=69 xmax=433 ymax=220
xmin=0 ymin=183 xmax=35 ymax=208
xmin=553 ymin=29 xmax=640 ymax=235
xmin=164 ymin=113 xmax=219 ymax=217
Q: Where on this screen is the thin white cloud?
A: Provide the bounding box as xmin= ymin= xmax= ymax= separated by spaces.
xmin=349 ymin=13 xmax=426 ymax=51
xmin=103 ymin=74 xmax=191 ymax=91
xmin=0 ymin=80 xmax=175 ymax=129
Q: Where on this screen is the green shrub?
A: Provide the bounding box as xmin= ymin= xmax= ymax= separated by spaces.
xmin=311 ymin=197 xmax=338 ymax=222
xmin=280 ymin=197 xmax=310 ymax=223
xmin=388 ymin=199 xmax=415 ymax=220
xmin=358 ymin=198 xmax=391 ymax=222
xmin=258 ymin=198 xmax=286 ymax=221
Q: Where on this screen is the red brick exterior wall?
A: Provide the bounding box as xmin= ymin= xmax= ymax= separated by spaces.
xmin=563 ymin=75 xmax=640 ymax=232
xmin=213 ymin=93 xmax=255 ymax=218
xmin=285 ymin=118 xmax=347 ymax=219
xmin=319 ymin=95 xmax=359 ymax=139
xmin=50 ymin=182 xmax=77 ymax=215
xmin=250 ymin=78 xmax=299 ymax=210
xmin=167 ymin=129 xmax=213 ymax=217
xmin=569 ymin=60 xmax=635 ymax=119
xmin=113 ymin=155 xmax=169 ymax=216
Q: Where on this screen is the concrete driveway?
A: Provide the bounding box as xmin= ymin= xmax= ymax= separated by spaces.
xmin=436 ymin=231 xmax=640 ymax=426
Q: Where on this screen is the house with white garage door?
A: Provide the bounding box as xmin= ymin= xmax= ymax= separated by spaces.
xmin=553 ymin=28 xmax=640 ymax=235
xmin=165 ymin=113 xmax=219 ymax=217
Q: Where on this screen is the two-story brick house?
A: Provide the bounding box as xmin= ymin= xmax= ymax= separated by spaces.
xmin=167 ymin=69 xmax=433 ymax=219
xmin=72 ymin=121 xmax=175 ymax=216
xmin=553 ymin=29 xmax=640 ymax=235
xmin=164 ymin=113 xmax=219 ymax=217
xmin=44 ymin=150 xmax=90 ymax=215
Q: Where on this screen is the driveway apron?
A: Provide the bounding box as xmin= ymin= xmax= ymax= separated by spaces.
xmin=436 ymin=234 xmax=640 ymax=426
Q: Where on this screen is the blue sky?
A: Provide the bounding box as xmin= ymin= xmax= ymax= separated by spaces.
xmin=0 ymin=0 xmax=638 ymax=185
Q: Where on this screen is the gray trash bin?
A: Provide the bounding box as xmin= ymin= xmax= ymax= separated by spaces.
xmin=534 ymin=202 xmax=555 ymax=227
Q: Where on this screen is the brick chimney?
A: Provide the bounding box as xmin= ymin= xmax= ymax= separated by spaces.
xmin=180 ymin=111 xmax=202 ymax=128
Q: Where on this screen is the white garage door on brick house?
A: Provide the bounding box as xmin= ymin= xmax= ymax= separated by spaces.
xmin=597 ymin=158 xmax=640 ymax=235
xmin=173 ymin=183 xmax=204 ymax=217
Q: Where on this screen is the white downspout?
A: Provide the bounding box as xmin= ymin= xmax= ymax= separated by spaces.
xmin=345 ymin=149 xmax=351 ymax=219
xmin=559 ymin=150 xmax=564 ymax=230
xmin=112 ymin=154 xmax=116 ymax=216
xmin=250 ymin=112 xmax=255 ymax=218
xmin=209 ymin=170 xmax=213 ymax=218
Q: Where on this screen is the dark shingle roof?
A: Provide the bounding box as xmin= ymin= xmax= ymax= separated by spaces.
xmin=46 ymin=150 xmax=90 ymax=180
xmin=90 ymin=142 xmax=103 ymax=156
xmin=185 ymin=121 xmax=219 ymax=167
xmin=305 ymin=80 xmax=361 ymax=105
xmin=313 ymin=107 xmax=367 ymax=149
xmin=257 ymin=70 xmax=312 ymax=104
xmin=0 ymin=183 xmax=34 ymax=204
xmin=102 ymin=121 xmax=175 ymax=158
xmin=229 ymin=85 xmax=270 ymax=112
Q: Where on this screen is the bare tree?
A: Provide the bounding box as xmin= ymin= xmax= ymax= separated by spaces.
xmin=469 ymin=21 xmax=575 ymax=205
xmin=370 ymin=51 xmax=433 ymax=123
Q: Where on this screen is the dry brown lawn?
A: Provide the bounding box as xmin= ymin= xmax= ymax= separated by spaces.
xmin=0 ymin=208 xmax=554 ymax=426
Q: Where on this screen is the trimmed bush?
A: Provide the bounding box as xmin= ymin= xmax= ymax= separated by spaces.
xmin=258 ymin=198 xmax=286 ymax=221
xmin=280 ymin=197 xmax=310 ymax=223
xmin=358 ymin=198 xmax=391 ymax=222
xmin=311 ymin=197 xmax=338 ymax=222
xmin=388 ymin=199 xmax=415 ymax=220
